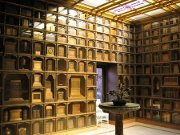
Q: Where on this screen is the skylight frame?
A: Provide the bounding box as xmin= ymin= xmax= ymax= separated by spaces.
xmin=110 ymin=0 xmax=150 ymax=15
xmin=81 ymin=0 xmax=109 ymax=7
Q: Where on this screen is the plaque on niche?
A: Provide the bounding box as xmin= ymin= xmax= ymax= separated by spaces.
xmin=47 ymin=46 xmax=54 ymax=56
xmin=32 ymin=92 xmax=42 ymax=103
xmin=33 ymin=74 xmax=42 ymax=87
xmin=9 ymin=109 xmax=22 ymax=121
xmin=9 ymin=80 xmax=24 ymax=101
xmin=33 ymin=61 xmax=42 ymax=71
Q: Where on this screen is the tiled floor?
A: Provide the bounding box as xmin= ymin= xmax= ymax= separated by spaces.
xmin=75 ymin=122 xmax=180 ymax=135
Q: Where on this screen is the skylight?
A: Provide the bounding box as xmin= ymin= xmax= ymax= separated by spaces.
xmin=110 ymin=0 xmax=149 ymax=14
xmin=81 ymin=0 xmax=108 ymax=7
xmin=130 ymin=9 xmax=166 ymax=21
xmin=130 ymin=14 xmax=148 ymax=20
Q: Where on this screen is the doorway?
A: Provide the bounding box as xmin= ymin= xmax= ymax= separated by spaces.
xmin=96 ymin=63 xmax=117 ymax=102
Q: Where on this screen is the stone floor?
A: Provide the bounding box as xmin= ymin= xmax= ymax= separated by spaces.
xmin=74 ymin=122 xmax=180 ymax=135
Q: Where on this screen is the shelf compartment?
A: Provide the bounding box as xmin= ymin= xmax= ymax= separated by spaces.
xmin=58 ymin=59 xmax=67 ymax=71
xmin=87 ymin=88 xmax=96 ymax=99
xmin=4 ymin=38 xmax=17 ymax=54
xmin=69 ymin=75 xmax=86 ymax=99
xmin=4 ymin=74 xmax=30 ymax=103
xmin=58 ymin=45 xmax=67 ymax=57
xmin=5 ymin=26 xmax=18 ymax=36
xmin=45 ymin=59 xmax=55 ymax=71
xmin=57 ymin=88 xmax=67 ymax=101
xmin=45 ymin=104 xmax=55 ymax=117
xmin=68 ymin=47 xmax=77 ymax=58
xmin=32 ymin=105 xmax=43 ymax=119
xmin=32 ymin=121 xmax=44 ymax=135
xmin=45 ymin=119 xmax=55 ymax=133
xmin=19 ymin=40 xmax=31 ymax=54
xmin=162 ymin=112 xmax=171 ymax=123
xmin=57 ymin=104 xmax=66 ymax=116
xmin=67 ymin=116 xmax=76 ymax=129
xmin=87 ymin=114 xmax=96 ymax=126
xmin=68 ymin=60 xmax=77 ymax=72
xmin=77 ymin=115 xmax=86 ymax=128
xmin=78 ymin=61 xmax=86 ymax=72
xmin=57 ymin=74 xmax=67 ymax=86
xmin=68 ymin=102 xmax=86 ymax=114
xmin=57 ymin=118 xmax=67 ymax=131
xmin=45 ymin=74 xmax=55 ymax=101
xmin=172 ymin=113 xmax=180 ymax=124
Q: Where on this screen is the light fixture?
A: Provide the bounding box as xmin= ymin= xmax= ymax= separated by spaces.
xmin=176 ymin=3 xmax=180 ymax=6
xmin=81 ymin=0 xmax=108 ymax=7
xmin=110 ymin=0 xmax=149 ymax=14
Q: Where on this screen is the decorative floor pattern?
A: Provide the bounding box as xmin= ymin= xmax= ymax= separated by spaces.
xmin=74 ymin=122 xmax=180 ymax=135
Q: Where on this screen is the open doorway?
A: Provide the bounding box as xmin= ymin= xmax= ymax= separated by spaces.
xmin=96 ymin=62 xmax=117 ymax=102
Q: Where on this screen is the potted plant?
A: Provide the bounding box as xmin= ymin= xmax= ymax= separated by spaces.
xmin=107 ymin=80 xmax=131 ymax=106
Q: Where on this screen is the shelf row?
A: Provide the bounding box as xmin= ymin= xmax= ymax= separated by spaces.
xmin=136 ymin=42 xmax=180 ymax=54
xmin=0 ymin=73 xmax=98 ymax=104
xmin=0 ymin=37 xmax=134 ymax=57
xmin=0 ymin=25 xmax=134 ymax=47
xmin=138 ymin=16 xmax=179 ymax=31
xmin=0 ymin=55 xmax=134 ymax=71
xmin=137 ymin=109 xmax=180 ymax=124
xmin=136 ymin=50 xmax=180 ymax=63
xmin=0 ymin=114 xmax=96 ymax=135
xmin=136 ymin=33 xmax=179 ymax=46
xmin=0 ymin=102 xmax=96 ymax=123
xmin=0 ymin=13 xmax=134 ymax=37
xmin=136 ymin=25 xmax=179 ymax=38
xmin=0 ymin=1 xmax=133 ymax=31
xmin=0 ymin=53 xmax=135 ymax=71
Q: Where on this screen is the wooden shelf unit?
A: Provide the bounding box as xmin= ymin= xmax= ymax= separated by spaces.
xmin=134 ymin=14 xmax=180 ymax=125
xmin=0 ymin=0 xmax=135 ymax=134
